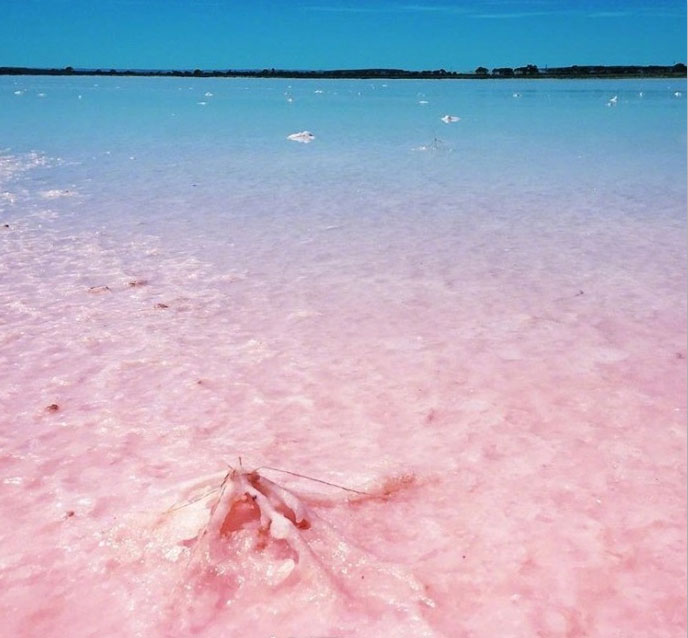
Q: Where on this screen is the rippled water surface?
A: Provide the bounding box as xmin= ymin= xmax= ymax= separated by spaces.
xmin=1 ymin=76 xmax=686 ymax=637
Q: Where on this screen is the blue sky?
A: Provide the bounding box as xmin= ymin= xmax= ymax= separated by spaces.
xmin=1 ymin=0 xmax=685 ymax=70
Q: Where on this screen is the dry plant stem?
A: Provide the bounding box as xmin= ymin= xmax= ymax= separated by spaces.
xmin=257 ymin=466 xmax=372 ymax=496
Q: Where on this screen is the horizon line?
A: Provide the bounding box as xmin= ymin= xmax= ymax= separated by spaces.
xmin=2 ymin=62 xmax=686 ymax=72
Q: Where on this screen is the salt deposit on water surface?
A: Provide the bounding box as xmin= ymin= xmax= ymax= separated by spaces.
xmin=0 ymin=77 xmax=686 ymax=637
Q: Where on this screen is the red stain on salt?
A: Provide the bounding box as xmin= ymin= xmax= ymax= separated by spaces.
xmin=219 ymin=494 xmax=260 ymax=536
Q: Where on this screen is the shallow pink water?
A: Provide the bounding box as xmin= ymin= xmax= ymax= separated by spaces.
xmin=1 ymin=113 xmax=686 ymax=637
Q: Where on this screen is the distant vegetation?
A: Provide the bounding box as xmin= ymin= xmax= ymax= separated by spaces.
xmin=1 ymin=63 xmax=685 ymax=80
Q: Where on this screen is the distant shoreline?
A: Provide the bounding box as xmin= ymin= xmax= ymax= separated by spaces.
xmin=1 ymin=64 xmax=686 ymax=80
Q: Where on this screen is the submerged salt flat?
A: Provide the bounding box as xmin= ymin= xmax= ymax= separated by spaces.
xmin=0 ymin=76 xmax=686 ymax=637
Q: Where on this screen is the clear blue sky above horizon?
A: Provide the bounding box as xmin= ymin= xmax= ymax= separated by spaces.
xmin=1 ymin=0 xmax=685 ymax=71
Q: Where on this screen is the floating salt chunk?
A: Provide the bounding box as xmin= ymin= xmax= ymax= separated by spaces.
xmin=639 ymin=92 xmax=644 ymax=97
xmin=287 ymin=131 xmax=315 ymax=144
xmin=418 ymin=100 xmax=429 ymax=104
xmin=13 ymin=90 xmax=23 ymax=95
xmin=204 ymin=91 xmax=213 ymax=97
xmin=512 ymin=92 xmax=521 ymax=98
xmin=607 ymin=95 xmax=618 ymax=106
xmin=197 ymin=101 xmax=207 ymax=106
xmin=37 ymin=93 xmax=46 ymax=98
xmin=314 ymin=89 xmax=323 ymax=94
xmin=674 ymin=91 xmax=682 ymax=97
xmin=440 ymin=114 xmax=460 ymax=123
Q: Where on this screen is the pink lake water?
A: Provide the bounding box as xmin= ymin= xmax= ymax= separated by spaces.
xmin=0 ymin=77 xmax=686 ymax=637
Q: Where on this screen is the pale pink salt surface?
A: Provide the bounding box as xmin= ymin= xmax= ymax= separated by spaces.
xmin=0 ymin=159 xmax=685 ymax=637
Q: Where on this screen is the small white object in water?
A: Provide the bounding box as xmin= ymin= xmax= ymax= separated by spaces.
xmin=37 ymin=93 xmax=46 ymax=98
xmin=441 ymin=115 xmax=460 ymax=123
xmin=13 ymin=90 xmax=23 ymax=95
xmin=674 ymin=91 xmax=682 ymax=97
xmin=418 ymin=100 xmax=429 ymax=105
xmin=609 ymin=95 xmax=618 ymax=104
xmin=197 ymin=101 xmax=207 ymax=106
xmin=314 ymin=89 xmax=324 ymax=94
xmin=40 ymin=189 xmax=74 ymax=199
xmin=413 ymin=137 xmax=448 ymax=152
xmin=287 ymin=131 xmax=315 ymax=144
xmin=512 ymin=92 xmax=521 ymax=98
xmin=204 ymin=91 xmax=213 ymax=97
xmin=639 ymin=92 xmax=644 ymax=97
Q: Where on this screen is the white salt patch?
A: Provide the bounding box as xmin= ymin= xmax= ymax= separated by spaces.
xmin=268 ymin=512 xmax=291 ymax=539
xmin=314 ymin=89 xmax=323 ymax=94
xmin=197 ymin=101 xmax=207 ymax=106
xmin=267 ymin=558 xmax=296 ymax=585
xmin=162 ymin=545 xmax=185 ymax=562
xmin=40 ymin=189 xmax=74 ymax=199
xmin=418 ymin=100 xmax=429 ymax=105
xmin=204 ymin=92 xmax=213 ymax=97
xmin=37 ymin=93 xmax=46 ymax=98
xmin=513 ymin=92 xmax=521 ymax=98
xmin=674 ymin=91 xmax=682 ymax=97
xmin=3 ymin=477 xmax=23 ymax=486
xmin=13 ymin=90 xmax=24 ymax=96
xmin=440 ymin=115 xmax=460 ymax=123
xmin=287 ymin=131 xmax=315 ymax=144
xmin=0 ymin=151 xmax=51 ymax=188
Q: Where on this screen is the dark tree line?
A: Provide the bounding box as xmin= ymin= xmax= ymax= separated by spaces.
xmin=1 ymin=63 xmax=685 ymax=80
